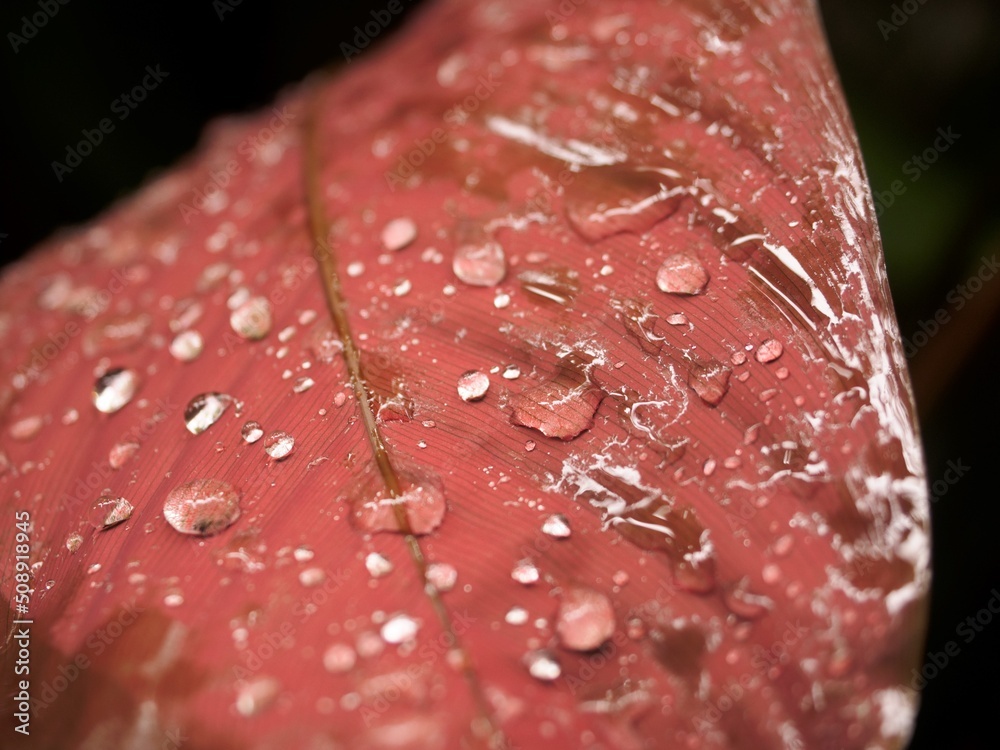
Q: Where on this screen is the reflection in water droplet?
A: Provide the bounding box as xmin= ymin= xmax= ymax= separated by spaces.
xmin=184 ymin=393 xmax=232 ymax=435
xmin=688 ymin=361 xmax=732 ymax=406
xmin=425 ymin=562 xmax=458 ymax=592
xmin=230 ymin=297 xmax=272 ymax=340
xmin=457 ymin=371 xmax=490 ymax=402
xmin=236 ymin=676 xmax=280 ymax=717
xmin=518 ymin=267 xmax=581 ymax=306
xmin=264 ymin=431 xmax=295 ymax=460
xmin=169 ymin=330 xmax=204 ymax=362
xmin=381 ymin=614 xmax=420 ymax=644
xmin=453 ymin=240 xmax=506 ymax=287
xmin=755 ymin=339 xmax=784 ymax=363
xmin=511 ymin=560 xmax=540 ymax=585
xmin=656 ymin=254 xmax=709 ymax=295
xmin=345 ymin=463 xmax=446 ymax=536
xmin=93 ymin=368 xmax=139 ymax=414
xmin=365 ymin=552 xmax=394 ymax=578
xmin=241 ymin=421 xmax=263 ymax=443
xmin=323 ymin=644 xmax=357 ymax=674
xmin=163 ymin=478 xmax=241 ymax=536
xmin=556 ymin=585 xmax=616 ymax=651
xmin=88 ymin=496 xmax=134 ymax=530
xmin=525 ymin=650 xmax=561 ymax=681
xmin=382 ymin=217 xmax=417 ymax=251
xmin=541 ymin=514 xmax=572 ymax=538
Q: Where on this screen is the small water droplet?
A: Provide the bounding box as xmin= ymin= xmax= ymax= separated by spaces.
xmin=236 ymin=676 xmax=280 ymax=717
xmin=556 ymin=585 xmax=616 ymax=651
xmin=731 ymin=351 xmax=748 ymax=366
xmin=93 ymin=368 xmax=139 ymax=414
xmin=241 ymin=421 xmax=264 ymax=443
xmin=88 ymin=496 xmax=134 ymax=530
xmin=502 ymin=364 xmax=521 ymax=380
xmin=505 ymin=606 xmax=529 ymax=626
xmin=163 ymin=478 xmax=241 ymax=536
xmin=163 ymin=592 xmax=184 ymax=607
xmin=8 ymin=416 xmax=43 ymax=441
xmin=66 ymin=533 xmax=84 ymax=553
xmin=612 ymin=570 xmax=630 ymax=587
xmin=381 ymin=613 xmax=420 ymax=644
xmin=425 ymin=562 xmax=458 ymax=592
xmin=517 ymin=266 xmax=581 ymax=306
xmin=457 ymin=371 xmax=490 ymax=402
xmin=453 ymin=240 xmax=506 ymax=287
xmin=184 ymin=393 xmax=232 ymax=435
xmin=525 ymin=650 xmax=561 ymax=681
xmin=381 ymin=217 xmax=417 ymax=251
xmin=230 ymin=296 xmax=272 ymax=340
xmin=723 ymin=581 xmax=774 ymax=620
xmin=169 ymin=330 xmax=204 ymax=362
xmin=299 ymin=567 xmax=326 ymax=587
xmin=509 ymin=366 xmax=602 ymax=440
xmin=688 ymin=361 xmax=732 ymax=406
xmin=365 ymin=552 xmax=394 ymax=578
xmin=264 ymin=431 xmax=295 ymax=460
xmin=656 ymin=254 xmax=709 ymax=295
xmin=541 ymin=514 xmax=571 ymax=539
xmin=108 ymin=441 xmax=140 ymax=469
xmin=293 ymin=545 xmax=314 ymax=562
xmin=292 ymin=376 xmax=315 ymax=394
xmin=755 ymin=339 xmax=784 ymax=363
xmin=323 ymin=643 xmax=357 ymax=674
xmin=511 ymin=560 xmax=540 ymax=585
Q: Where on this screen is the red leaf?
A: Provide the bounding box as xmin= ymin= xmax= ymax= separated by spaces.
xmin=1 ymin=1 xmax=929 ymax=748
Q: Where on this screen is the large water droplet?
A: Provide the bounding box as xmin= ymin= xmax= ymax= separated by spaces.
xmin=345 ymin=463 xmax=446 ymax=536
xmin=453 ymin=240 xmax=506 ymax=287
xmin=656 ymin=254 xmax=709 ymax=295
xmin=184 ymin=393 xmax=232 ymax=435
xmin=457 ymin=370 xmax=490 ymax=402
xmin=264 ymin=431 xmax=295 ymax=460
xmin=556 ymin=585 xmax=616 ymax=651
xmin=93 ymin=368 xmax=139 ymax=414
xmin=230 ymin=297 xmax=272 ymax=340
xmin=564 ymin=165 xmax=683 ymax=242
xmin=88 ymin=496 xmax=133 ymax=530
xmin=163 ymin=478 xmax=241 ymax=536
xmin=509 ymin=366 xmax=602 ymax=440
xmin=517 ymin=266 xmax=581 ymax=306
xmin=688 ymin=361 xmax=732 ymax=406
xmin=755 ymin=338 xmax=784 ymax=363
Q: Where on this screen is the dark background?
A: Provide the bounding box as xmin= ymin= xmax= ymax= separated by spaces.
xmin=0 ymin=1 xmax=996 ymax=747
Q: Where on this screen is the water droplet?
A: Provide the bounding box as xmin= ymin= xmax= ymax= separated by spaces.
xmin=306 ymin=322 xmax=344 ymax=364
xmin=88 ymin=496 xmax=134 ymax=530
xmin=299 ymin=567 xmax=326 ymax=587
xmin=346 ymin=463 xmax=446 ymax=536
xmin=509 ymin=368 xmax=602 ymax=440
xmin=517 ymin=266 xmax=581 ymax=306
xmin=723 ymin=581 xmax=774 ymax=620
xmin=108 ymin=441 xmax=140 ymax=469
xmin=656 ymin=254 xmax=709 ymax=295
xmin=184 ymin=392 xmax=232 ymax=435
xmin=453 ymin=240 xmax=506 ymax=287
xmin=457 ymin=370 xmax=489 ymax=402
xmin=731 ymin=351 xmax=748 ymax=366
xmin=293 ymin=545 xmax=314 ymax=562
xmin=93 ymin=368 xmax=139 ymax=414
xmin=236 ymin=676 xmax=280 ymax=717
xmin=241 ymin=421 xmax=263 ymax=443
xmin=502 ymin=364 xmax=521 ymax=380
xmin=612 ymin=571 xmax=630 ymax=587
xmin=755 ymin=339 xmax=784 ymax=363
xmin=505 ymin=606 xmax=529 ymax=626
xmin=511 ymin=560 xmax=540 ymax=585
xmin=8 ymin=416 xmax=43 ymax=441
xmin=564 ymin=166 xmax=683 ymax=242
xmin=323 ymin=643 xmax=357 ymax=674
xmin=556 ymin=585 xmax=616 ymax=651
xmin=169 ymin=330 xmax=204 ymax=362
xmin=163 ymin=592 xmax=184 ymax=607
xmin=163 ymin=478 xmax=241 ymax=536
xmin=688 ymin=361 xmax=732 ymax=406
xmin=381 ymin=614 xmax=420 ymax=644
xmin=66 ymin=533 xmax=83 ymax=553
xmin=541 ymin=514 xmax=571 ymax=539
xmin=365 ymin=552 xmax=394 ymax=578
xmin=381 ymin=217 xmax=417 ymax=251
xmin=425 ymin=562 xmax=457 ymax=592
xmin=525 ymin=650 xmax=561 ymax=681
xmin=230 ymin=297 xmax=272 ymax=340
xmin=292 ymin=376 xmax=315 ymax=394
xmin=264 ymin=431 xmax=295 ymax=460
